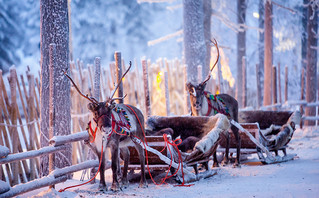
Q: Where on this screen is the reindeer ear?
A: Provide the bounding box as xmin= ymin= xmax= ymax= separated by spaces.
xmin=87 ymin=103 xmax=97 ymax=111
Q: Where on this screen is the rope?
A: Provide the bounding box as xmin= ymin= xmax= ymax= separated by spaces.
xmin=58 ymin=137 xmax=105 ymax=192
xmin=124 ymin=104 xmax=192 ymax=187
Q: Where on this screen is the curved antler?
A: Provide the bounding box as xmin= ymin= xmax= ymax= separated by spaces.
xmin=109 ymin=61 xmax=132 ymax=100
xmin=63 ymin=69 xmax=99 ymax=104
xmin=200 ymin=39 xmax=220 ymax=85
xmin=109 ymin=94 xmax=127 ymax=104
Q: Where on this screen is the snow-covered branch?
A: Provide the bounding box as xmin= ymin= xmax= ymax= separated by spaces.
xmin=148 ymin=30 xmax=183 ymax=46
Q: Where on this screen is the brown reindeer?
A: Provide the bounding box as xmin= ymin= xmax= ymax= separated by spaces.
xmin=64 ymin=62 xmax=147 ymax=191
xmin=186 ymin=39 xmax=241 ymax=167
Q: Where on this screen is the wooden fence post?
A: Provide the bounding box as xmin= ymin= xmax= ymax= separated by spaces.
xmin=300 ymin=68 xmax=305 ymax=128
xmin=183 ymin=65 xmax=190 ymax=114
xmin=49 ymin=43 xmax=56 ymax=188
xmin=285 ymin=66 xmax=288 ymax=102
xmin=278 ymin=62 xmax=282 ymax=104
xmin=94 ymin=57 xmax=101 ymax=101
xmin=164 ymin=71 xmax=170 ymax=116
xmin=272 ymin=66 xmax=277 ymax=110
xmin=256 ymin=64 xmax=261 ymax=109
xmin=7 ymin=67 xmax=20 ymax=185
xmin=142 ymin=59 xmax=151 ymax=117
xmin=115 ymin=52 xmax=123 ymax=104
xmin=242 ymin=56 xmax=247 ymax=108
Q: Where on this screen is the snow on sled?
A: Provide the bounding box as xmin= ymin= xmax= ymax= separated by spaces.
xmin=218 ymin=110 xmax=301 ymax=164
xmin=126 ymin=114 xmax=230 ymax=183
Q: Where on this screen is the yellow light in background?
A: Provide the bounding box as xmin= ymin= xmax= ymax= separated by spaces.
xmin=210 ymin=47 xmax=235 ymax=88
xmin=155 ymin=71 xmax=163 ymax=92
xmin=253 ymin=12 xmax=259 ymax=19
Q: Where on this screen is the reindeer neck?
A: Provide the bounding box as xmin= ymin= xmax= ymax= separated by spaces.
xmin=199 ymin=93 xmax=210 ymax=116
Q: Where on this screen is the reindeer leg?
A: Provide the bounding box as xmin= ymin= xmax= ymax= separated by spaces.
xmin=110 ymin=142 xmax=120 ymax=192
xmin=120 ymin=147 xmax=130 ymax=188
xmin=213 ymin=151 xmax=220 ymax=167
xmin=134 ymin=142 xmax=148 ymax=188
xmin=221 ymin=131 xmax=230 ymax=166
xmin=232 ymin=125 xmax=241 ymax=167
xmin=98 ymin=151 xmax=107 ymax=191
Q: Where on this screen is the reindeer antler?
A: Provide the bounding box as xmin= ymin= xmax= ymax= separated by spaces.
xmin=200 ymin=39 xmax=220 ymax=85
xmin=108 ymin=61 xmax=132 ymax=101
xmin=63 ymin=69 xmax=99 ymax=104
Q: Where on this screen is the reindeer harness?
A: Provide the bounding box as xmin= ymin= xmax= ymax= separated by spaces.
xmin=204 ymin=91 xmax=230 ymax=118
xmin=87 ymin=107 xmax=132 ymax=142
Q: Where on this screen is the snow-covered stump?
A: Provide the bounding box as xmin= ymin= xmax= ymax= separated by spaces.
xmin=0 ymin=145 xmax=10 ymax=158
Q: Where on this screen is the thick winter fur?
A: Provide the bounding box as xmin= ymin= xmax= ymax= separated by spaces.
xmin=186 ymin=82 xmax=241 ymax=167
xmin=147 ymin=115 xmax=230 ymax=152
xmin=87 ymin=102 xmax=147 ymax=191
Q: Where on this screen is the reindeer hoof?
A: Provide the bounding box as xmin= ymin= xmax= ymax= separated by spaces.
xmin=212 ymin=162 xmax=219 ymax=168
xmin=111 ymin=183 xmax=121 ymax=192
xmin=233 ymin=163 xmax=241 ymax=168
xmin=98 ymin=184 xmax=107 ymax=192
xmin=138 ymin=182 xmax=148 ymax=188
xmin=121 ymin=180 xmax=129 ymax=189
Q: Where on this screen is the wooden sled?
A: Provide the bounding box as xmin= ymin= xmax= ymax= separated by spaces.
xmin=217 ymin=111 xmax=300 ymax=164
xmin=126 ymin=114 xmax=230 ymax=184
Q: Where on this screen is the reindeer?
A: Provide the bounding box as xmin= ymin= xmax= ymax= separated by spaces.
xmin=64 ymin=62 xmax=147 ymax=191
xmin=186 ymin=39 xmax=241 ymax=167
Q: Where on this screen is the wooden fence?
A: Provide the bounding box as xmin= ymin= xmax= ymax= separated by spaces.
xmin=0 ymin=54 xmax=318 ymax=188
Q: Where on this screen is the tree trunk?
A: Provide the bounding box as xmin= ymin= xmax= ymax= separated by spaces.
xmin=258 ymin=0 xmax=264 ymax=104
xmin=40 ymin=0 xmax=71 ymax=177
xmin=301 ymin=0 xmax=308 ymax=101
xmin=203 ymin=0 xmax=211 ymax=79
xmin=263 ymin=0 xmax=273 ymax=106
xmin=183 ymin=0 xmax=206 ymax=84
xmin=305 ymin=1 xmax=318 ymax=126
xmin=237 ymin=0 xmax=246 ymax=108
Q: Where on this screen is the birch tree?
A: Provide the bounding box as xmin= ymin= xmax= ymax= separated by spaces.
xmin=183 ymin=0 xmax=206 ymax=84
xmin=40 ymin=0 xmax=71 ymax=176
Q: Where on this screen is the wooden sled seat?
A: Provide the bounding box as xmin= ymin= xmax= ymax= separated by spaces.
xmin=126 ymin=136 xmax=169 ymax=171
xmin=217 ymin=123 xmax=260 ymax=154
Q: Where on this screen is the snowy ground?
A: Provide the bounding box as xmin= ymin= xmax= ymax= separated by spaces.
xmin=18 ymin=126 xmax=319 ymax=198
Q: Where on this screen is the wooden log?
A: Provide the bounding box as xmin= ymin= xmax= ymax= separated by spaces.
xmin=256 ymin=64 xmax=261 ymax=109
xmin=7 ymin=67 xmax=20 ymax=185
xmin=49 ymin=131 xmax=89 ymax=147
xmin=0 ymin=145 xmax=68 ymax=165
xmin=272 ymin=66 xmax=277 ymax=110
xmin=53 ymin=160 xmax=99 ymax=178
xmin=0 ymin=175 xmax=67 ymax=198
xmin=114 ymin=52 xmax=123 ymax=103
xmin=142 ymin=59 xmax=151 ymax=117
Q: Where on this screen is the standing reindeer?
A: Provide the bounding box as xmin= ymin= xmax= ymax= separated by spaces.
xmin=186 ymin=39 xmax=241 ymax=167
xmin=64 ymin=62 xmax=147 ymax=191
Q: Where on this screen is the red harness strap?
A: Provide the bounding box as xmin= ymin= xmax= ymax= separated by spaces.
xmin=88 ymin=121 xmax=98 ymax=143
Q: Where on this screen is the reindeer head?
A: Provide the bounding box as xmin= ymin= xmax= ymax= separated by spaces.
xmin=186 ymin=39 xmax=219 ymax=116
xmin=64 ymin=61 xmax=131 ymax=140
